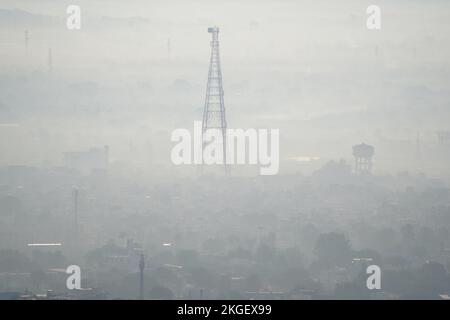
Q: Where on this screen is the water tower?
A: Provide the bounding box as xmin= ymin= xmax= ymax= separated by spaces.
xmin=352 ymin=143 xmax=374 ymax=174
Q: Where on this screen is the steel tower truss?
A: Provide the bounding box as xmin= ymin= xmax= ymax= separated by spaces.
xmin=202 ymin=26 xmax=228 ymax=173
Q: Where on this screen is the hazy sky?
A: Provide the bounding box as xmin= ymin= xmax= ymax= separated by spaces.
xmin=1 ymin=0 xmax=450 ymax=176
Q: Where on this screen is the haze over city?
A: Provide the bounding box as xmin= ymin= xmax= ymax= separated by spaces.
xmin=1 ymin=0 xmax=450 ymax=300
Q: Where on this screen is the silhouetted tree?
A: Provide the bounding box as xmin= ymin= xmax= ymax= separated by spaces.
xmin=244 ymin=274 xmax=262 ymax=292
xmin=314 ymin=232 xmax=353 ymax=268
xmin=0 ymin=249 xmax=31 ymax=272
xmin=416 ymin=261 xmax=449 ymax=296
xmin=148 ymin=285 xmax=174 ymax=299
xmin=334 ymin=280 xmax=370 ymax=300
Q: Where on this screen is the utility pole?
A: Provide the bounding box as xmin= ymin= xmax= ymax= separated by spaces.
xmin=48 ymin=48 xmax=53 ymax=74
xmin=24 ymin=30 xmax=29 ymax=53
xmin=139 ymin=254 xmax=145 ymax=299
